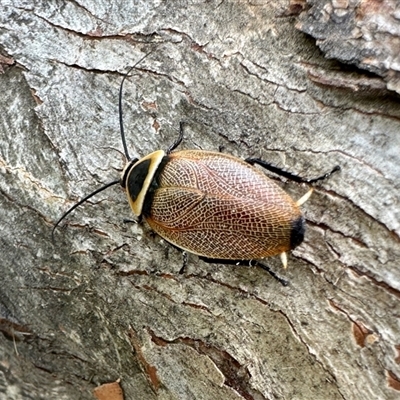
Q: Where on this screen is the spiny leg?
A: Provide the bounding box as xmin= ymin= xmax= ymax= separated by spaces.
xmin=167 ymin=122 xmax=185 ymax=154
xmin=245 ymin=158 xmax=340 ymax=184
xmin=251 ymin=260 xmax=289 ymax=286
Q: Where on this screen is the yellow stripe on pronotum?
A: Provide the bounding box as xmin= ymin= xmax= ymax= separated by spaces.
xmin=53 ymin=55 xmax=340 ymax=285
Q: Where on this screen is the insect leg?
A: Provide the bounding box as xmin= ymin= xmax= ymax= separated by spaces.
xmin=245 ymin=158 xmax=340 ymax=184
xmin=167 ymin=122 xmax=185 ymax=154
xmin=251 ymin=260 xmax=289 ymax=286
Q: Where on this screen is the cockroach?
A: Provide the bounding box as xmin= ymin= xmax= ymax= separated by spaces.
xmin=53 ymin=59 xmax=339 ymax=284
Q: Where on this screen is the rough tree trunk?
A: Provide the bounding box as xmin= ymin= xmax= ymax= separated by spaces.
xmin=0 ymin=1 xmax=399 ymax=399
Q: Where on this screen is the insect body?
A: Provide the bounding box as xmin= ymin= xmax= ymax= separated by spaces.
xmin=53 ymin=61 xmax=339 ymax=274
xmin=122 ymin=148 xmax=305 ymax=262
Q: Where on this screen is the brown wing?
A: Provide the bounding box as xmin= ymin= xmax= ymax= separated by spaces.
xmin=160 ymin=150 xmax=285 ymax=203
xmin=145 ymin=151 xmax=302 ymax=260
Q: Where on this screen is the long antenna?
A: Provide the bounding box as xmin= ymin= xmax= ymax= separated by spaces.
xmin=52 ymin=179 xmax=120 ymax=240
xmin=119 ymin=51 xmax=153 ymax=161
xmin=119 ymin=68 xmax=133 ymax=161
xmin=52 ymin=52 xmax=154 ymax=238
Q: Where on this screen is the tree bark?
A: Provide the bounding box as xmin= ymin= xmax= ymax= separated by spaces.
xmin=0 ymin=1 xmax=399 ymax=399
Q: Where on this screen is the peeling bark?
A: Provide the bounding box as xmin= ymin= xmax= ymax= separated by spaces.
xmin=295 ymin=0 xmax=400 ymax=95
xmin=0 ymin=1 xmax=399 ymax=399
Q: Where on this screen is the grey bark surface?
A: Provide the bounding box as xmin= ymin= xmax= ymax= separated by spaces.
xmin=0 ymin=1 xmax=399 ymax=399
xmin=295 ymin=0 xmax=400 ymax=95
